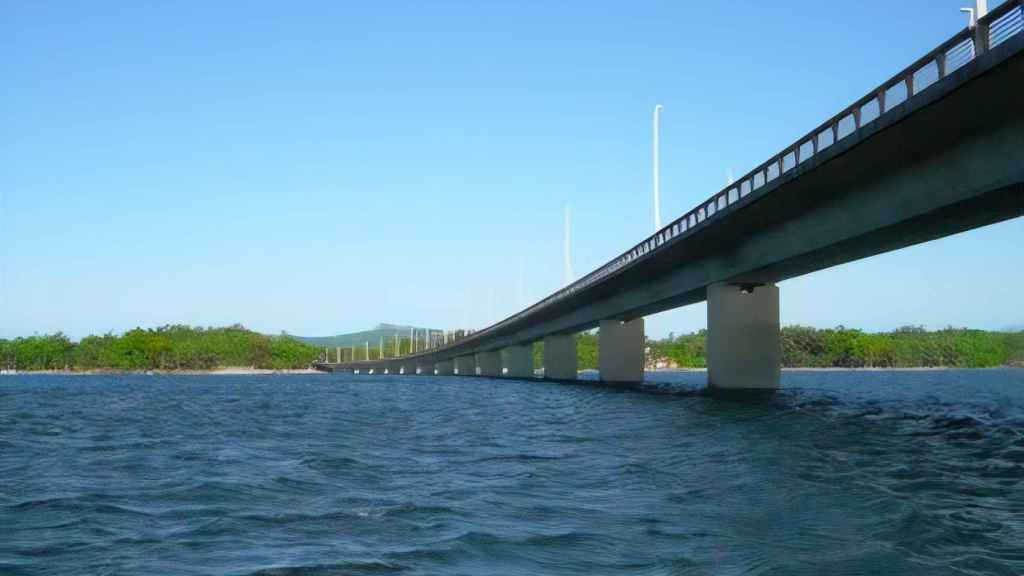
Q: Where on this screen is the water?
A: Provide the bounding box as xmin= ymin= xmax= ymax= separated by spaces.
xmin=1 ymin=370 xmax=1023 ymax=575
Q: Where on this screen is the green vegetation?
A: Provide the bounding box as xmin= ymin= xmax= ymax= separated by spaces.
xmin=0 ymin=325 xmax=319 ymax=372
xmin=3 ymin=324 xmax=1022 ymax=373
xmin=531 ymin=326 xmax=1023 ymax=370
xmin=648 ymin=326 xmax=1024 ymax=369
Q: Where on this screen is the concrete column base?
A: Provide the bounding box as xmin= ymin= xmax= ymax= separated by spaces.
xmin=476 ymin=351 xmax=501 ymax=377
xmin=599 ymin=318 xmax=645 ymax=383
xmin=455 ymin=355 xmax=476 ymax=376
xmin=543 ymin=334 xmax=577 ymax=380
xmin=502 ymin=344 xmax=534 ymax=378
xmin=707 ymin=282 xmax=781 ymax=389
xmin=435 ymin=360 xmax=453 ymax=376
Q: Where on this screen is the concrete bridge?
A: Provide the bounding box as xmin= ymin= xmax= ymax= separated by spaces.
xmin=317 ymin=2 xmax=1024 ymax=389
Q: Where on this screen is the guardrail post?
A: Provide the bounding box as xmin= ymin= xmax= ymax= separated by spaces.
xmin=974 ymin=21 xmax=990 ymax=56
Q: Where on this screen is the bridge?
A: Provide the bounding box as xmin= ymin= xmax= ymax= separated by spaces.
xmin=316 ymin=2 xmax=1024 ymax=388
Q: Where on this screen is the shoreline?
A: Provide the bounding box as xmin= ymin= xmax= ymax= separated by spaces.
xmin=645 ymin=365 xmax=1021 ymax=372
xmin=3 ymin=365 xmax=1019 ymax=376
xmin=0 ymin=367 xmax=323 ymax=376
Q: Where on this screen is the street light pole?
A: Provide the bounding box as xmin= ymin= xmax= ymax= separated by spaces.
xmin=653 ymin=104 xmax=663 ymax=232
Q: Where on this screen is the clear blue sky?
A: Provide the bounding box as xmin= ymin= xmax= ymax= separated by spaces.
xmin=2 ymin=1 xmax=1021 ymax=340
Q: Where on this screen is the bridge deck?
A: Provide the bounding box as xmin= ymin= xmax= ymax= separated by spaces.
xmin=325 ymin=2 xmax=1024 ymax=370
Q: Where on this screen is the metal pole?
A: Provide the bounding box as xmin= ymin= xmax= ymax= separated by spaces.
xmin=653 ymin=104 xmax=663 ymax=232
xmin=974 ymin=0 xmax=990 ymax=55
xmin=564 ymin=205 xmax=573 ymax=286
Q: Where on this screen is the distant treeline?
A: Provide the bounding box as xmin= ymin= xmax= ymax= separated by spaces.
xmin=0 ymin=325 xmax=319 ymax=371
xmin=4 ymin=324 xmax=1022 ymax=373
xmin=535 ymin=326 xmax=1024 ymax=370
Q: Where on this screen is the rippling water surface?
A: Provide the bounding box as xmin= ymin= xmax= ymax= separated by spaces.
xmin=2 ymin=370 xmax=1023 ymax=575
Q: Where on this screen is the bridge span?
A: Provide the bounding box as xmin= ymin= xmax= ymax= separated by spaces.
xmin=318 ymin=2 xmax=1024 ymax=388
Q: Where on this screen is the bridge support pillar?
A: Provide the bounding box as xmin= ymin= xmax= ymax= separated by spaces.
xmin=476 ymin=351 xmax=501 ymax=377
xmin=455 ymin=355 xmax=476 ymax=376
xmin=599 ymin=318 xmax=644 ymax=383
xmin=401 ymin=363 xmax=417 ymax=375
xmin=502 ymin=345 xmax=533 ymax=378
xmin=435 ymin=359 xmax=453 ymax=376
xmin=543 ymin=334 xmax=577 ymax=380
xmin=707 ymin=282 xmax=780 ymax=389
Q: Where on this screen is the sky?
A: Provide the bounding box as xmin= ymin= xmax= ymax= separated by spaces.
xmin=2 ymin=0 xmax=1021 ymax=341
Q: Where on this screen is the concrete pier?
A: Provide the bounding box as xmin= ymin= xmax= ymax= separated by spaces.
xmin=502 ymin=344 xmax=533 ymax=378
xmin=543 ymin=334 xmax=577 ymax=380
xmin=401 ymin=363 xmax=417 ymax=375
xmin=707 ymin=282 xmax=780 ymax=389
xmin=598 ymin=318 xmax=645 ymax=383
xmin=455 ymin=355 xmax=476 ymax=376
xmin=476 ymin=351 xmax=501 ymax=377
xmin=435 ymin=359 xmax=454 ymax=376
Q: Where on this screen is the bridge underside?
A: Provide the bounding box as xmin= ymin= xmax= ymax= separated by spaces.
xmin=319 ymin=31 xmax=1024 ymax=387
xmin=461 ymin=36 xmax=1024 ymax=349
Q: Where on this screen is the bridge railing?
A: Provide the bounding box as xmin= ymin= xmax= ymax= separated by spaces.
xmin=399 ymin=1 xmax=1024 ymax=361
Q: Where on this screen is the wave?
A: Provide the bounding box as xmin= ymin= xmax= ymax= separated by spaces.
xmin=241 ymin=560 xmax=408 ymax=575
xmin=6 ymin=496 xmax=153 ymax=518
